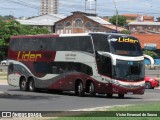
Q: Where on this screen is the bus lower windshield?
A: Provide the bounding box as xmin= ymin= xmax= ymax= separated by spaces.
xmin=113 ymin=60 xmax=144 ymax=81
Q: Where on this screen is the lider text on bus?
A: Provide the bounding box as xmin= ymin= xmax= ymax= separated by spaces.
xmin=17 ymin=51 xmax=42 ymax=61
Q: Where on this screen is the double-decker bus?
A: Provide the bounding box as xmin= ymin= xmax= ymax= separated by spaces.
xmin=8 ymin=33 xmax=145 ymax=98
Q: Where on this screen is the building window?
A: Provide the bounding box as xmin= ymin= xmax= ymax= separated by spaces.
xmin=85 ymin=22 xmax=92 ymax=32
xmin=65 ymin=21 xmax=72 ymax=28
xmin=153 ymin=28 xmax=156 ymax=31
xmin=85 ymin=22 xmax=92 ymax=28
xmin=56 ymin=23 xmax=64 ymax=29
xmin=75 ymin=18 xmax=83 ymax=27
xmin=93 ymin=25 xmax=99 ymax=32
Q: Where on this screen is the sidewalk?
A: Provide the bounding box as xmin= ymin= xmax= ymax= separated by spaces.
xmin=0 ymin=72 xmax=7 ymax=84
xmin=0 ymin=72 xmax=8 ymax=95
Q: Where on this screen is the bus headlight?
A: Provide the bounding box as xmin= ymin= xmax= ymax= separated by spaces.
xmin=112 ymin=79 xmax=120 ymax=85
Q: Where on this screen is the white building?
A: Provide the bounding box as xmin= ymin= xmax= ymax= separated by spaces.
xmin=17 ymin=14 xmax=66 ymax=33
xmin=41 ymin=0 xmax=58 ymax=15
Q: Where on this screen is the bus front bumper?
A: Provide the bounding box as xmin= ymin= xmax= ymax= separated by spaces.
xmin=111 ymin=80 xmax=145 ymax=95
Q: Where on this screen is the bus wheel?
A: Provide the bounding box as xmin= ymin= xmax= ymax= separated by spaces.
xmin=20 ymin=77 xmax=28 ymax=91
xmin=88 ymin=82 xmax=95 ymax=97
xmin=118 ymin=94 xmax=124 ymax=98
xmin=107 ymin=94 xmax=113 ymax=98
xmin=76 ymin=82 xmax=84 ymax=97
xmin=28 ymin=78 xmax=36 ymax=92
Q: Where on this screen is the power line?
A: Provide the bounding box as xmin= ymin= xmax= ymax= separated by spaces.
xmin=4 ymin=0 xmax=39 ymax=9
xmin=0 ymin=0 xmax=159 ymax=17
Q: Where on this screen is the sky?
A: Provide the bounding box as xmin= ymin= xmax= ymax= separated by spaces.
xmin=0 ymin=0 xmax=160 ymax=19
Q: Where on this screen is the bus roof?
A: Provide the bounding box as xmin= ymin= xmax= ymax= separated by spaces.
xmin=89 ymin=32 xmax=130 ymax=36
xmin=10 ymin=34 xmax=59 ymax=39
xmin=10 ymin=32 xmax=135 ymax=39
xmin=60 ymin=33 xmax=89 ymax=37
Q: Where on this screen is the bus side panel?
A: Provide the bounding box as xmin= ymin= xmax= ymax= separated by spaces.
xmin=8 ymin=72 xmax=21 ymax=87
xmin=47 ymin=72 xmax=88 ymax=91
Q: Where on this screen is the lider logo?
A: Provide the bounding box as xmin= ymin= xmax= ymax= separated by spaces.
xmin=118 ymin=38 xmax=138 ymax=43
xmin=110 ymin=38 xmax=138 ymax=43
xmin=17 ymin=51 xmax=42 ymax=61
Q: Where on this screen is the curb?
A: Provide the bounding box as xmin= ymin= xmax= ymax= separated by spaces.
xmin=70 ymin=104 xmax=131 ymax=111
xmin=0 ymin=91 xmax=5 ymax=94
xmin=0 ymin=91 xmax=9 ymax=96
xmin=0 ymin=83 xmax=8 ymax=85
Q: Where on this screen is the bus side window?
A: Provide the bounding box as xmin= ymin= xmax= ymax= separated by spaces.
xmin=91 ymin=34 xmax=110 ymax=52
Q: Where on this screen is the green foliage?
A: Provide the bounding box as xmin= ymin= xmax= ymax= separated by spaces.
xmin=0 ymin=15 xmax=15 ymax=21
xmin=54 ymin=103 xmax=160 ymax=120
xmin=143 ymin=50 xmax=158 ymax=58
xmin=19 ymin=25 xmax=49 ymax=35
xmin=120 ymin=30 xmax=130 ymax=34
xmin=109 ymin=15 xmax=127 ymax=27
xmin=0 ymin=19 xmax=50 ymax=60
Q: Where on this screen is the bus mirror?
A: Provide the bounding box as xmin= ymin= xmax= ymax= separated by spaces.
xmin=8 ymin=63 xmax=14 ymax=73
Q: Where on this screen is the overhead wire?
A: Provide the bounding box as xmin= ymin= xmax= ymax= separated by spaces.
xmin=0 ymin=0 xmax=159 ymax=17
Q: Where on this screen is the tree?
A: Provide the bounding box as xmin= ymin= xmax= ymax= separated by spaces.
xmin=19 ymin=25 xmax=49 ymax=35
xmin=0 ymin=20 xmax=50 ymax=60
xmin=3 ymin=15 xmax=15 ymax=20
xmin=120 ymin=30 xmax=130 ymax=34
xmin=109 ymin=15 xmax=127 ymax=27
xmin=143 ymin=50 xmax=159 ymax=59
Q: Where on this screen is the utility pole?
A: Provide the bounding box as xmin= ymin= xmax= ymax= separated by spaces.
xmin=112 ymin=0 xmax=118 ymax=31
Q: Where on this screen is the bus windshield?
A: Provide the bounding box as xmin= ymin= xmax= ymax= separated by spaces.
xmin=112 ymin=60 xmax=145 ymax=81
xmin=109 ymin=35 xmax=143 ymax=56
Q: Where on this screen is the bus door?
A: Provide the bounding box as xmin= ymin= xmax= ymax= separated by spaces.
xmin=95 ymin=52 xmax=112 ymax=78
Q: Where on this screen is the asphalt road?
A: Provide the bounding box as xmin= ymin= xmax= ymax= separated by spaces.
xmin=0 ymin=84 xmax=160 ymax=111
xmin=145 ymin=70 xmax=160 ymax=77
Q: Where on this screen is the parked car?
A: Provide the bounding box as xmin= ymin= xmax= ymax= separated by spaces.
xmin=0 ymin=59 xmax=9 ymax=66
xmin=144 ymin=76 xmax=159 ymax=89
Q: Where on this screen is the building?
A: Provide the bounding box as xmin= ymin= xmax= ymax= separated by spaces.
xmin=55 ymin=11 xmax=126 ymax=34
xmin=17 ymin=14 xmax=66 ymax=33
xmin=41 ymin=0 xmax=58 ymax=15
xmin=132 ymin=34 xmax=160 ymax=50
xmin=122 ymin=14 xmax=154 ymax=23
xmin=132 ymin=34 xmax=160 ymax=62
xmin=132 ymin=34 xmax=160 ymax=60
xmin=129 ymin=22 xmax=160 ymax=34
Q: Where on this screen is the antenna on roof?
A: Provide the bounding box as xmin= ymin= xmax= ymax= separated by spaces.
xmin=85 ymin=0 xmax=97 ymax=15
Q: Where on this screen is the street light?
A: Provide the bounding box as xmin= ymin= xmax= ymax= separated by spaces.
xmin=112 ymin=0 xmax=118 ymax=31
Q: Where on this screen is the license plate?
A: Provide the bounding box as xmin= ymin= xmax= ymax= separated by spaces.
xmin=127 ymin=92 xmax=133 ymax=95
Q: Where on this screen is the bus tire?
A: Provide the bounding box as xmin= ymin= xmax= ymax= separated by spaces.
xmin=88 ymin=82 xmax=95 ymax=97
xmin=28 ymin=78 xmax=36 ymax=92
xmin=75 ymin=81 xmax=84 ymax=97
xmin=20 ymin=77 xmax=28 ymax=91
xmin=107 ymin=94 xmax=113 ymax=98
xmin=118 ymin=94 xmax=124 ymax=98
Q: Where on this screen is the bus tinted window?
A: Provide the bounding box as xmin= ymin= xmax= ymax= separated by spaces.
xmin=10 ymin=38 xmax=21 ymax=51
xmin=10 ymin=36 xmax=93 ymax=53
xmin=91 ymin=34 xmax=110 ymax=52
xmin=109 ymin=35 xmax=143 ymax=56
xmin=10 ymin=37 xmax=56 ymax=51
xmin=56 ymin=36 xmax=93 ymax=53
xmin=33 ymin=62 xmax=93 ymax=76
